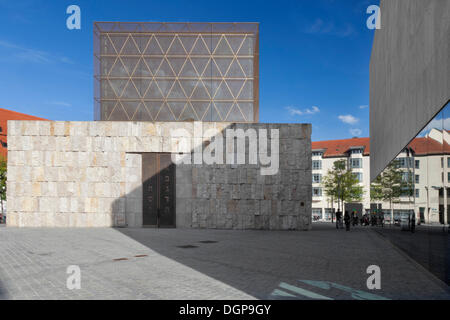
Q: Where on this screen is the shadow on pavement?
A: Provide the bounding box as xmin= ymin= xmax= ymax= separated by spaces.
xmin=115 ymin=223 xmax=450 ymax=299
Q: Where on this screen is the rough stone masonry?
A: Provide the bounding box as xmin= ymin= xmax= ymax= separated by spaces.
xmin=6 ymin=120 xmax=311 ymax=229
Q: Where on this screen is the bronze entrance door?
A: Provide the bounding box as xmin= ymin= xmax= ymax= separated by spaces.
xmin=142 ymin=153 xmax=176 ymax=227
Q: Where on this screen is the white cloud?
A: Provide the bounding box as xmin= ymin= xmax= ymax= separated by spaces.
xmin=286 ymin=105 xmax=320 ymax=116
xmin=350 ymin=128 xmax=362 ymax=136
xmin=338 ymin=114 xmax=359 ymax=125
xmin=0 ymin=40 xmax=73 ymax=64
xmin=419 ymin=117 xmax=450 ymax=136
xmin=286 ymin=106 xmax=303 ymax=116
xmin=359 ymin=105 xmax=369 ymax=109
xmin=46 ymin=101 xmax=72 ymax=107
xmin=305 ymin=106 xmax=320 ymax=114
xmin=303 ymin=18 xmax=355 ymax=38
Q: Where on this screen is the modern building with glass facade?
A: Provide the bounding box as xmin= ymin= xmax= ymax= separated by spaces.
xmin=370 ymin=0 xmax=450 ymax=225
xmin=370 ymin=0 xmax=450 ymax=181
xmin=370 ymin=0 xmax=449 ymax=285
xmin=94 ymin=22 xmax=259 ymax=122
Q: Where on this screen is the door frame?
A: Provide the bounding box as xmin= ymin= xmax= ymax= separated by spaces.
xmin=141 ymin=152 xmax=176 ymax=228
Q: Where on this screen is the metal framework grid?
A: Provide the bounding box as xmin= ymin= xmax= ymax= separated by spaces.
xmin=94 ymin=22 xmax=259 ymax=122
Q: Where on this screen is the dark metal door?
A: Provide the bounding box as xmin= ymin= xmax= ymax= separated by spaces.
xmin=142 ymin=153 xmax=176 ymax=227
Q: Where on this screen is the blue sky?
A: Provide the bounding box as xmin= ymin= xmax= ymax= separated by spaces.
xmin=0 ymin=0 xmax=378 ymax=141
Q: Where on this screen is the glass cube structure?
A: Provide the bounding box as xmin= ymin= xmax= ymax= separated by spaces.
xmin=94 ymin=22 xmax=259 ymax=122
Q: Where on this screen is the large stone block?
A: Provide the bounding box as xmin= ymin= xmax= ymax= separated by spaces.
xmin=7 ymin=121 xmax=311 ymax=229
xmin=22 ymin=121 xmax=40 ymax=136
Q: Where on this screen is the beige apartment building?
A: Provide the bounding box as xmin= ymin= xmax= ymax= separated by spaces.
xmin=311 ymin=129 xmax=449 ymax=225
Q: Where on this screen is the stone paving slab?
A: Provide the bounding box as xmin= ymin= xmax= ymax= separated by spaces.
xmin=0 ymin=223 xmax=449 ymax=300
xmin=0 ymin=227 xmax=254 ymax=300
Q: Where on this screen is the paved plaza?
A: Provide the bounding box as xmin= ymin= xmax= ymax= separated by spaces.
xmin=0 ymin=223 xmax=449 ymax=300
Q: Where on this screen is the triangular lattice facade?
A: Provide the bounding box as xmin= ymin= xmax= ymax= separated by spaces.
xmin=94 ymin=22 xmax=259 ymax=122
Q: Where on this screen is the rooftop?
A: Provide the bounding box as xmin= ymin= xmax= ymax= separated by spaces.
xmin=94 ymin=22 xmax=259 ymax=34
xmin=312 ymin=137 xmax=370 ymax=158
xmin=0 ymin=108 xmax=48 ymax=159
xmin=312 ymin=134 xmax=449 ymax=158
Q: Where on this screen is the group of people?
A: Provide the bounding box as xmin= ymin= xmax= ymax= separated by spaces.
xmin=362 ymin=213 xmax=384 ymax=227
xmin=335 ymin=211 xmax=353 ymax=231
xmin=335 ymin=210 xmax=385 ymax=231
xmin=334 ymin=210 xmax=418 ymax=234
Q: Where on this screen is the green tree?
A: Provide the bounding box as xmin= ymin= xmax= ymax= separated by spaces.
xmin=370 ymin=159 xmax=406 ymax=223
xmin=322 ymin=159 xmax=364 ymax=215
xmin=0 ymin=155 xmax=6 ymax=218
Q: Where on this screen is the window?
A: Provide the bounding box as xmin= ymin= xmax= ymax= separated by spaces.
xmin=415 ymin=189 xmax=419 ymax=198
xmin=448 ymin=157 xmax=450 ymax=168
xmin=312 ymin=160 xmax=322 ymax=170
xmin=313 ymin=187 xmax=322 ymax=197
xmin=350 ymin=148 xmax=363 ymax=154
xmin=324 ymin=208 xmax=333 ymax=220
xmin=441 ymin=157 xmax=444 ymax=168
xmin=401 ymin=172 xmax=413 ymax=183
xmin=350 ymin=158 xmax=362 ymax=168
xmin=312 ymin=174 xmax=322 ymax=183
xmin=415 ymin=160 xmax=420 ymax=169
xmin=312 ymin=151 xmax=323 ymax=157
xmin=312 ymin=208 xmax=323 ymax=220
xmin=400 ymin=187 xmax=413 ymax=197
xmin=415 ymin=175 xmax=419 ymax=184
xmin=353 ymin=172 xmax=363 ymax=183
xmin=448 ymin=172 xmax=450 ymax=183
xmin=397 ymin=157 xmax=414 ymax=168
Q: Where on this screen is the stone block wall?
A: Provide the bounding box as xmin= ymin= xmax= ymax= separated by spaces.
xmin=7 ymin=121 xmax=311 ymax=229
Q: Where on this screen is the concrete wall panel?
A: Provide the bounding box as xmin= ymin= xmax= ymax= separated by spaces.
xmin=7 ymin=121 xmax=312 ymax=230
xmin=370 ymin=0 xmax=450 ymax=180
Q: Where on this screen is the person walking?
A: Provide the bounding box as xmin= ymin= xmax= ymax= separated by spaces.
xmin=344 ymin=211 xmax=351 ymax=231
xmin=336 ymin=211 xmax=342 ymax=229
xmin=371 ymin=213 xmax=377 ymax=226
xmin=352 ymin=210 xmax=358 ymax=226
xmin=411 ymin=213 xmax=416 ymax=233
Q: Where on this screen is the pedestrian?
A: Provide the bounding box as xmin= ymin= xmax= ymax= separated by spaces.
xmin=336 ymin=211 xmax=342 ymax=229
xmin=371 ymin=213 xmax=377 ymax=226
xmin=411 ymin=213 xmax=415 ymax=233
xmin=344 ymin=211 xmax=350 ymax=231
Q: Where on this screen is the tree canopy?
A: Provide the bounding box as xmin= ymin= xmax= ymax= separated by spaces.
xmin=322 ymin=159 xmax=364 ymax=211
